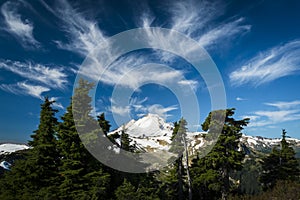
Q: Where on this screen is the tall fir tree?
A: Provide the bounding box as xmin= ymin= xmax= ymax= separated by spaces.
xmin=57 ymin=79 xmax=110 ymax=199
xmin=0 ymin=97 xmax=60 ymax=199
xmin=191 ymin=108 xmax=249 ymax=200
xmin=158 ymin=118 xmax=188 ymax=200
xmin=259 ymin=129 xmax=300 ymax=191
xmin=29 ymin=97 xmax=60 ymax=186
xmin=97 ymin=113 xmax=111 ymax=136
xmin=120 ymin=125 xmax=135 ymax=152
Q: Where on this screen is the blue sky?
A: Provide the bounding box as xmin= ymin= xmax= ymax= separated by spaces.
xmin=0 ymin=0 xmax=300 ymax=142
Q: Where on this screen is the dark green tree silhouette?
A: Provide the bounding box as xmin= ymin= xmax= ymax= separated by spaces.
xmin=158 ymin=118 xmax=188 ymax=200
xmin=259 ymin=129 xmax=300 ymax=191
xmin=115 ymin=179 xmax=137 ymax=200
xmin=97 ymin=113 xmax=111 ymax=136
xmin=191 ymin=108 xmax=249 ymax=200
xmin=120 ymin=125 xmax=135 ymax=152
xmin=0 ymin=97 xmax=60 ymax=199
xmin=58 ymin=79 xmax=110 ymax=199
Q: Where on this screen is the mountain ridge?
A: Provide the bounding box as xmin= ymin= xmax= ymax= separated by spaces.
xmin=108 ymin=114 xmax=300 ymax=157
xmin=1 ymin=114 xmax=299 ymax=156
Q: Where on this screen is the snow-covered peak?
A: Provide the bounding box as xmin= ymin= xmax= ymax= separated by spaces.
xmin=109 ymin=115 xmax=300 ymax=157
xmin=0 ymin=143 xmax=29 ymax=155
xmin=240 ymin=134 xmax=300 ymax=154
xmin=110 ymin=113 xmax=173 ymax=138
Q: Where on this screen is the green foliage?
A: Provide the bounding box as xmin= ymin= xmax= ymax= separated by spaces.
xmin=1 ymin=88 xmax=299 ymax=200
xmin=97 ymin=113 xmax=111 ymax=136
xmin=57 ymin=79 xmax=110 ymax=199
xmin=115 ymin=178 xmax=159 ymax=200
xmin=229 ymin=180 xmax=300 ymax=200
xmin=232 ymin=158 xmax=262 ymax=195
xmin=0 ymin=97 xmax=60 ymax=199
xmin=120 ymin=126 xmax=135 ymax=152
xmin=115 ymin=179 xmax=137 ymax=200
xmin=170 ymin=118 xmax=187 ymax=154
xmin=157 ymin=166 xmax=180 ymax=200
xmin=191 ymin=108 xmax=249 ymax=200
xmin=158 ymin=118 xmax=188 ymax=200
xmin=259 ymin=129 xmax=300 ymax=191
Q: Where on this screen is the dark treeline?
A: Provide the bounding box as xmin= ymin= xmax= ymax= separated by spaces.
xmin=0 ymin=79 xmax=299 ymax=200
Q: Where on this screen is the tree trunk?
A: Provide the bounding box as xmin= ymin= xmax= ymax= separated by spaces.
xmin=178 ymin=156 xmax=184 ymax=200
xmin=221 ymin=167 xmax=229 ymax=200
xmin=183 ymin=134 xmax=192 ymax=200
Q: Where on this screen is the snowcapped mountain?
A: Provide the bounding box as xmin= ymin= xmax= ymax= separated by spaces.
xmin=108 ymin=114 xmax=300 ymax=157
xmin=110 ymin=113 xmax=173 ymax=138
xmin=109 ymin=114 xmax=175 ymax=152
xmin=0 ymin=143 xmax=29 ymax=155
xmin=241 ymin=135 xmax=300 ymax=156
xmin=0 ymin=143 xmax=28 ymax=171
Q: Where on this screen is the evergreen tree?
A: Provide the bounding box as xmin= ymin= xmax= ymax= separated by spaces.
xmin=191 ymin=108 xmax=249 ymax=200
xmin=156 ymin=166 xmax=177 ymax=199
xmin=29 ymin=97 xmax=60 ymax=194
xmin=120 ymin=125 xmax=135 ymax=152
xmin=0 ymin=97 xmax=60 ymax=199
xmin=158 ymin=118 xmax=188 ymax=200
xmin=115 ymin=179 xmax=137 ymax=200
xmin=58 ymin=79 xmax=110 ymax=199
xmin=115 ymin=178 xmax=159 ymax=200
xmin=57 ymin=102 xmax=90 ymax=198
xmin=97 ymin=113 xmax=111 ymax=136
xmin=135 ymin=173 xmax=160 ymax=200
xmin=259 ymin=129 xmax=300 ymax=190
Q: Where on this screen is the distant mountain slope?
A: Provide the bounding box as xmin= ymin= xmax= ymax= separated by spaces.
xmin=109 ymin=114 xmax=300 ymax=158
xmin=1 ymin=114 xmax=299 ymax=158
xmin=0 ymin=143 xmax=29 ymax=155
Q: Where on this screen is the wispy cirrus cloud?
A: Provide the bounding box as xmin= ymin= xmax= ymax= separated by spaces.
xmin=197 ymin=18 xmax=250 ymax=48
xmin=0 ymin=60 xmax=68 ymax=100
xmin=264 ymin=100 xmax=300 ymax=110
xmin=169 ymin=0 xmax=223 ymax=36
xmin=49 ymin=97 xmax=64 ymax=110
xmin=40 ymin=0 xmax=250 ymax=90
xmin=0 ymin=82 xmax=50 ymax=99
xmin=230 ymin=40 xmax=300 ymax=86
xmin=109 ymin=105 xmax=130 ymax=117
xmin=135 ymin=104 xmax=178 ymax=119
xmin=178 ymin=79 xmax=198 ymax=91
xmin=139 ymin=1 xmax=250 ymax=62
xmin=0 ymin=60 xmax=68 ymax=89
xmin=108 ymin=96 xmax=177 ymax=119
xmin=0 ymin=83 xmax=65 ymax=107
xmin=244 ymin=100 xmax=300 ymax=127
xmin=1 ymin=1 xmax=40 ymax=48
xmin=130 ymin=97 xmax=177 ymax=119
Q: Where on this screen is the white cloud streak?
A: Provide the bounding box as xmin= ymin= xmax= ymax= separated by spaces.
xmin=0 ymin=82 xmax=50 ymax=99
xmin=139 ymin=104 xmax=178 ymax=119
xmin=40 ymin=0 xmax=250 ymax=90
xmin=1 ymin=1 xmax=40 ymax=48
xmin=236 ymin=97 xmax=247 ymax=101
xmin=230 ymin=40 xmax=300 ymax=86
xmin=178 ymin=79 xmax=198 ymax=91
xmin=264 ymin=100 xmax=300 ymax=110
xmin=130 ymin=97 xmax=178 ymax=119
xmin=169 ymin=0 xmax=223 ymax=36
xmin=198 ymin=18 xmax=250 ymax=48
xmin=49 ymin=97 xmax=64 ymax=109
xmin=245 ymin=100 xmax=300 ymax=127
xmin=110 ymin=105 xmax=130 ymax=117
xmin=108 ymin=96 xmax=178 ymax=119
xmin=0 ymin=60 xmax=68 ymax=89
